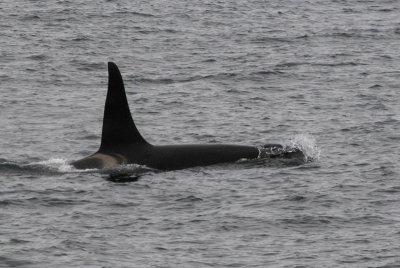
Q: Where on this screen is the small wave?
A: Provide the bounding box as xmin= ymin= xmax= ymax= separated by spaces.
xmin=0 ymin=159 xmax=58 ymax=175
xmin=19 ymin=14 xmax=40 ymax=21
xmin=0 ymin=158 xmax=78 ymax=175
xmin=175 ymin=195 xmax=203 ymax=202
xmin=70 ymin=60 xmax=104 ymax=71
xmin=33 ymin=158 xmax=75 ymax=173
xmin=27 ymin=54 xmax=50 ymax=61
xmin=0 ymin=158 xmax=153 ymax=178
xmin=134 ymin=72 xmax=238 ymax=85
xmin=250 ymin=70 xmax=282 ymax=76
xmin=113 ymin=11 xmax=156 ymax=18
xmin=0 ymin=256 xmax=33 ymax=268
xmin=71 ymin=35 xmax=92 ymax=42
xmin=285 ymin=134 xmax=321 ymax=162
xmin=135 ymin=70 xmax=285 ymax=85
xmin=275 ymin=61 xmax=307 ymax=68
xmin=377 ymin=8 xmax=394 ymax=13
xmin=251 ymin=36 xmax=292 ymax=43
xmin=312 ymin=61 xmax=366 ymax=67
xmin=279 ymin=214 xmax=343 ymax=226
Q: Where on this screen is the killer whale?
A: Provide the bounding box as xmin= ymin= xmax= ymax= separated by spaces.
xmin=71 ymin=62 xmax=302 ymax=170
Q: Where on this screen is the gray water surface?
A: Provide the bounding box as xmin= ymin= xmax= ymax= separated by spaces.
xmin=1 ymin=0 xmax=400 ymax=267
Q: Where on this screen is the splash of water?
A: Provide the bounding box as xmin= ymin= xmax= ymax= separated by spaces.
xmin=284 ymin=134 xmax=321 ymax=162
xmin=35 ymin=158 xmax=153 ymax=174
xmin=0 ymin=158 xmax=74 ymax=175
xmin=34 ymin=158 xmax=76 ymax=173
xmin=0 ymin=157 xmax=155 ymax=176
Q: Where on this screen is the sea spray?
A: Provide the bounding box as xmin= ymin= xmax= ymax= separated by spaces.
xmin=285 ymin=134 xmax=321 ymax=162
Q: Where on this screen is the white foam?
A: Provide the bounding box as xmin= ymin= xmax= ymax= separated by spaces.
xmin=286 ymin=134 xmax=321 ymax=162
xmin=33 ymin=158 xmax=76 ymax=173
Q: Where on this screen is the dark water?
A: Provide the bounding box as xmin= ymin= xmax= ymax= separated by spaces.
xmin=1 ymin=0 xmax=400 ymax=267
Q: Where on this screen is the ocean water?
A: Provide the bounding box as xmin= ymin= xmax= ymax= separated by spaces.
xmin=1 ymin=0 xmax=400 ymax=267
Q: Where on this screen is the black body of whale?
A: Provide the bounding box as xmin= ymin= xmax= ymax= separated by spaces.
xmin=71 ymin=62 xmax=302 ymax=170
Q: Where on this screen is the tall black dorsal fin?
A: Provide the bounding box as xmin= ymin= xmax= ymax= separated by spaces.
xmin=100 ymin=62 xmax=148 ymax=150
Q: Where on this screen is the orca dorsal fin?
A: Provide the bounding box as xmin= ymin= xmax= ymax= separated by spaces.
xmin=99 ymin=62 xmax=148 ymax=150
